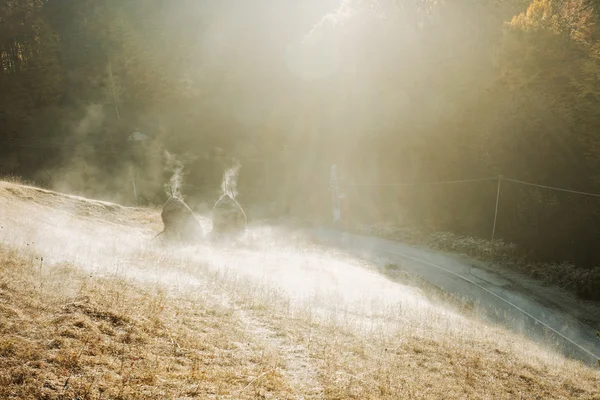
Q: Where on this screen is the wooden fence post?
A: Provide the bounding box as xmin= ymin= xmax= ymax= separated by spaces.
xmin=492 ymin=175 xmax=503 ymax=240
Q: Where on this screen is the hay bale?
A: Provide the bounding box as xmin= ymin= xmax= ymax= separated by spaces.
xmin=211 ymin=194 xmax=247 ymax=236
xmin=160 ymin=196 xmax=203 ymax=242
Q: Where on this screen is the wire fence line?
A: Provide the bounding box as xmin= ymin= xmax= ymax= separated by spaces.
xmin=7 ymin=139 xmax=600 ymax=197
xmin=7 ymin=139 xmax=600 ymax=222
xmin=348 ymin=177 xmax=499 ymax=187
xmin=338 ymin=173 xmax=600 ymax=240
xmin=502 ymin=177 xmax=600 ymax=198
xmin=347 ymin=175 xmax=600 ymax=198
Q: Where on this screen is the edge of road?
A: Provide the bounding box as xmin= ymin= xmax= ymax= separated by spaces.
xmin=304 ymin=227 xmax=600 ymax=367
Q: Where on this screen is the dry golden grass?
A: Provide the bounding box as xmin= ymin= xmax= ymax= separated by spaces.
xmin=0 ymin=249 xmax=295 ymax=399
xmin=210 ymin=271 xmax=600 ymax=400
xmin=0 ymin=180 xmax=599 ymax=399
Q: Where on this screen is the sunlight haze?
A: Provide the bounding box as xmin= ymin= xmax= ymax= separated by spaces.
xmin=2 ymin=0 xmax=600 ymax=398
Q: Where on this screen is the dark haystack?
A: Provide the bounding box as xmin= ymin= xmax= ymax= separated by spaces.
xmin=211 ymin=194 xmax=247 ymax=236
xmin=160 ymin=196 xmax=203 ymax=242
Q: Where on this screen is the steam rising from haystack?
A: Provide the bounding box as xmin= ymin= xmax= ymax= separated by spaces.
xmin=212 ymin=160 xmax=247 ymax=237
xmin=221 ymin=160 xmax=241 ymax=199
xmin=158 ymin=151 xmax=202 ymax=243
xmin=165 ymin=151 xmax=184 ymax=198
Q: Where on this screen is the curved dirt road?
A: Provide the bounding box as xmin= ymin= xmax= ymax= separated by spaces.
xmin=308 ymin=228 xmax=600 ymax=367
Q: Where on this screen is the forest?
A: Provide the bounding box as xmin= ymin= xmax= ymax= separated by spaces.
xmin=2 ymin=0 xmax=600 ymax=290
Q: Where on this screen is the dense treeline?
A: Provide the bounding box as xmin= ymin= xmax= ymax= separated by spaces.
xmin=2 ymin=0 xmax=600 ymax=276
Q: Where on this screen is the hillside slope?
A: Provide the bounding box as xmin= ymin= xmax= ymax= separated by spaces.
xmin=0 ymin=181 xmax=598 ymax=399
xmin=310 ymin=228 xmax=600 ymax=366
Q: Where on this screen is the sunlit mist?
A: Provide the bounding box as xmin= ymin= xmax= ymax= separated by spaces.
xmin=0 ymin=181 xmax=566 ymax=363
xmin=4 ymin=0 xmax=600 ymax=397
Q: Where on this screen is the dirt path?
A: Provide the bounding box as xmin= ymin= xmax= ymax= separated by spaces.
xmin=236 ymin=310 xmax=324 ymax=399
